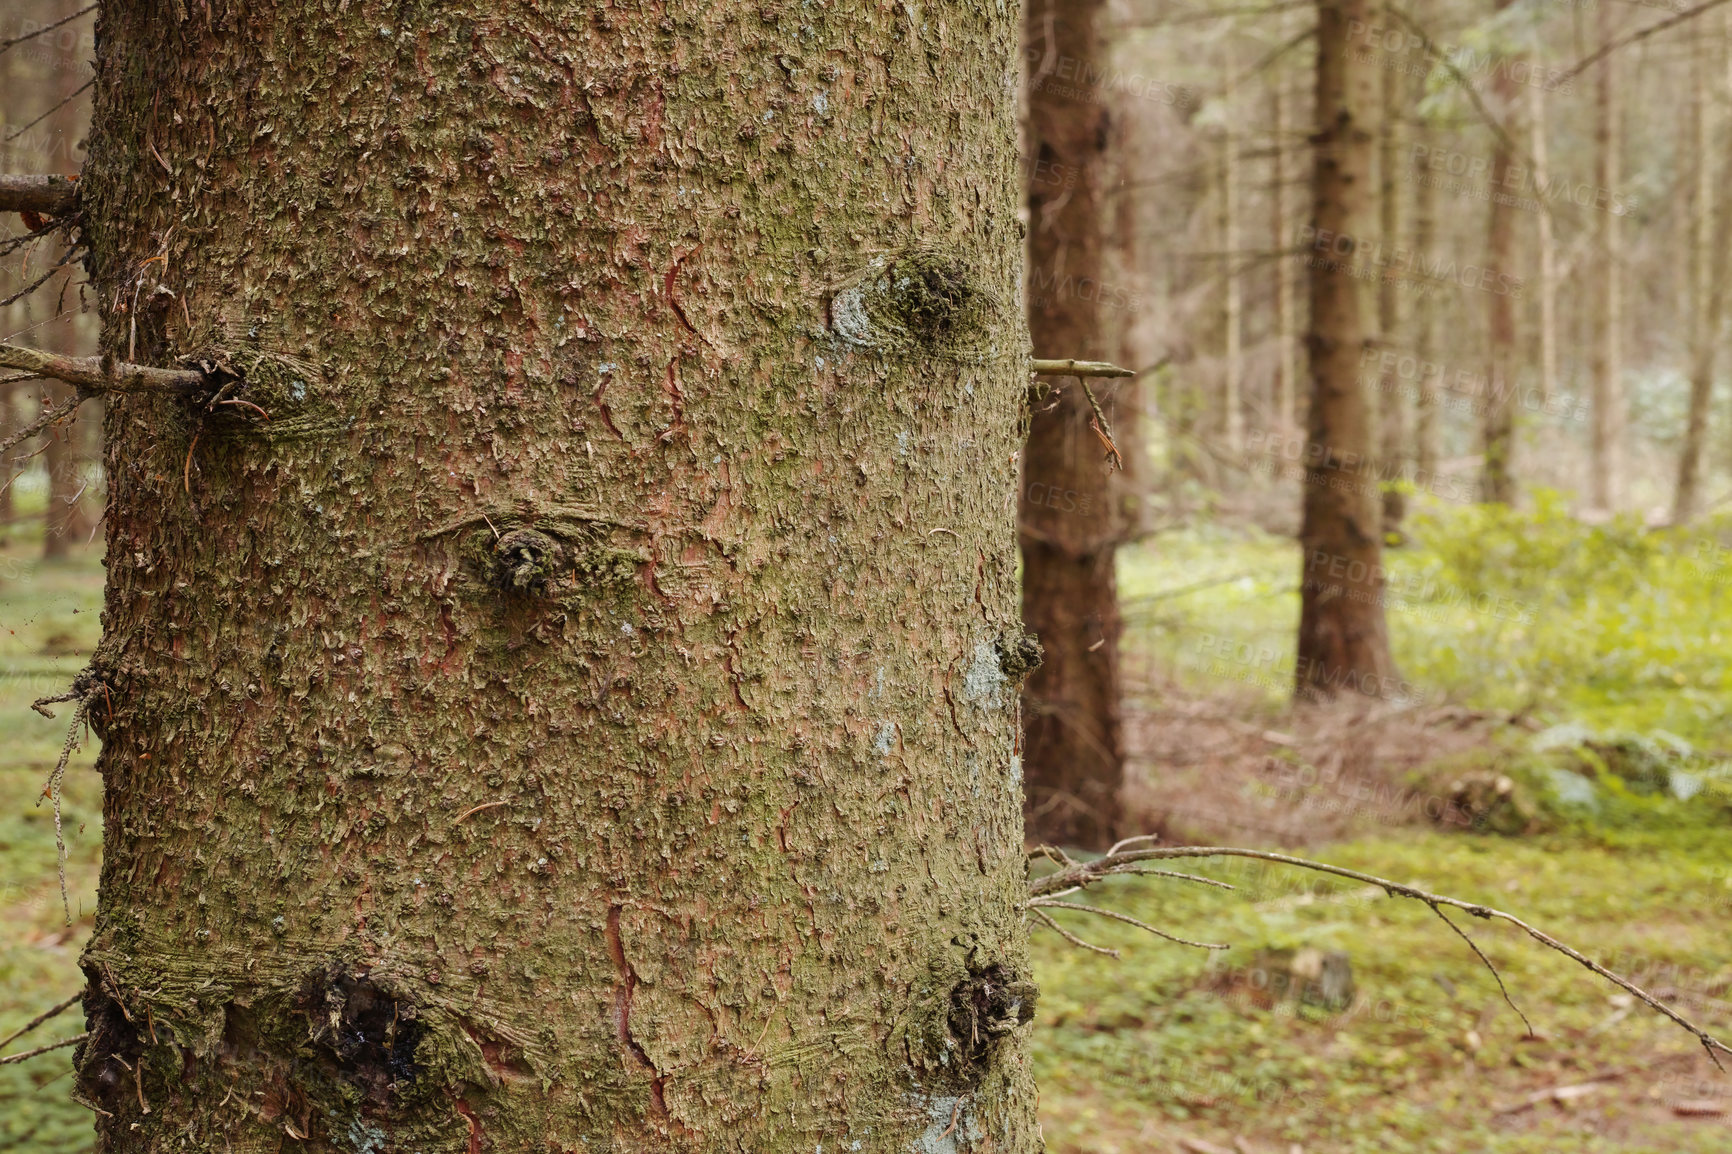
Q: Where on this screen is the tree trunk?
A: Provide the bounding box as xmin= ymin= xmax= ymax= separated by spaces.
xmin=1675 ymin=24 xmax=1731 ymax=525
xmin=40 ymin=0 xmax=95 ymax=560
xmin=1296 ymin=0 xmax=1399 ymax=701
xmin=1272 ymin=73 xmax=1300 ymax=435
xmin=1021 ymin=0 xmax=1124 ymax=848
xmin=1529 ymin=83 xmax=1559 ymax=408
xmin=1376 ymin=30 xmax=1406 ymax=534
xmin=1411 ymin=111 xmax=1438 ymax=477
xmin=76 ymin=3 xmax=1040 ymax=1150
xmin=1590 ymin=2 xmax=1625 ymax=513
xmin=1221 ymin=41 xmax=1244 ymax=456
xmin=1481 ymin=8 xmax=1520 ymax=507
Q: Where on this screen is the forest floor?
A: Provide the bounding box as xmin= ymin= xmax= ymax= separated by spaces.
xmin=2 ymin=495 xmax=1731 ymax=1152
xmin=1030 ymin=498 xmax=1732 ymax=1153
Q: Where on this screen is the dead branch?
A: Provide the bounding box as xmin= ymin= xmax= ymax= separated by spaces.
xmin=0 ymin=389 xmax=85 ymax=459
xmin=0 ymin=992 xmax=80 ymax=1054
xmin=1030 ymin=358 xmax=1136 ymax=378
xmin=0 ymin=174 xmax=79 ymax=218
xmin=0 ymin=1033 xmax=88 ymax=1066
xmin=1556 ymin=0 xmax=1732 ymax=87
xmin=1027 ymin=898 xmax=1230 ymax=951
xmin=0 ymin=344 xmax=205 ymax=394
xmin=4 ymin=79 xmax=94 ymax=145
xmin=1029 ymin=842 xmax=1732 ymax=1066
xmin=0 ymin=4 xmax=96 ymax=55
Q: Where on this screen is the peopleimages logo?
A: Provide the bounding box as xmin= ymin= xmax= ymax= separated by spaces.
xmin=1358 ymin=348 xmax=1592 ymax=424
xmin=1345 ymin=20 xmax=1576 ymax=94
xmin=1027 ymin=263 xmax=1143 ymax=313
xmin=1298 ymin=226 xmax=1525 ymax=300
xmin=1409 ymin=144 xmax=1640 ymax=218
xmin=1025 ymin=48 xmax=1199 ymax=109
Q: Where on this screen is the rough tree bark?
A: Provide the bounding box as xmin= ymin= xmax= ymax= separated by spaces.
xmin=73 ymin=2 xmax=1041 ymax=1150
xmin=1020 ymin=0 xmax=1125 ymax=848
xmin=1295 ymin=0 xmax=1399 ymax=701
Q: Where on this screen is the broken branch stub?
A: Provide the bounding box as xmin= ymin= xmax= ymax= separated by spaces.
xmin=0 ymin=344 xmax=205 ymax=394
xmin=0 ymin=174 xmax=79 ymax=218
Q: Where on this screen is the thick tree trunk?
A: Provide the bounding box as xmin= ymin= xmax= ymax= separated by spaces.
xmin=1590 ymin=3 xmax=1625 ymax=513
xmin=1020 ymin=0 xmax=1124 ymax=848
xmin=1481 ymin=37 xmax=1520 ymax=507
xmin=1675 ymin=27 xmax=1728 ymax=526
xmin=1295 ymin=0 xmax=1398 ymax=702
xmin=76 ymin=3 xmax=1040 ymax=1150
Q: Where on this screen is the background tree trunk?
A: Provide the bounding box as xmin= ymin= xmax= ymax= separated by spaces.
xmin=1675 ymin=23 xmax=1731 ymax=525
xmin=1376 ymin=30 xmax=1406 ymax=534
xmin=1590 ymin=2 xmax=1626 ymax=514
xmin=1295 ymin=0 xmax=1399 ymax=701
xmin=1528 ymin=83 xmax=1559 ymax=409
xmin=1221 ymin=40 xmax=1244 ymax=457
xmin=77 ymin=2 xmax=1040 ymax=1149
xmin=1411 ymin=107 xmax=1438 ymax=478
xmin=39 ymin=0 xmax=94 ymax=560
xmin=1021 ymin=0 xmax=1125 ymax=848
xmin=1481 ymin=30 xmax=1521 ymax=507
xmin=1272 ymin=73 xmax=1300 ymax=436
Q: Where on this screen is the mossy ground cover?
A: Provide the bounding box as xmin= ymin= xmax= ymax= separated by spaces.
xmin=3 ymin=500 xmax=1730 ymax=1150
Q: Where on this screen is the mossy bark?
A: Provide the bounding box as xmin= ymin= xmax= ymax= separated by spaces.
xmin=1019 ymin=0 xmax=1124 ymax=850
xmin=76 ymin=2 xmax=1040 ymax=1150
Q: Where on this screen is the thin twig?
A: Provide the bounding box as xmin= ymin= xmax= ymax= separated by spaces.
xmin=1 ymin=389 xmax=85 ymax=459
xmin=1029 ymin=906 xmax=1119 ymax=958
xmin=4 ymin=79 xmax=94 ymax=145
xmin=1028 ymin=898 xmax=1231 ymax=951
xmin=1556 ymin=0 xmax=1732 ymax=86
xmin=0 ymin=253 xmax=78 ymax=311
xmin=1429 ymin=903 xmax=1535 ymax=1037
xmin=0 ymin=1033 xmax=87 ymax=1066
xmin=0 ymin=4 xmax=96 ymax=54
xmin=1031 ymin=844 xmax=1732 ymax=1066
xmin=35 ymin=695 xmax=90 ymax=925
xmin=0 ymin=993 xmax=80 ymax=1054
